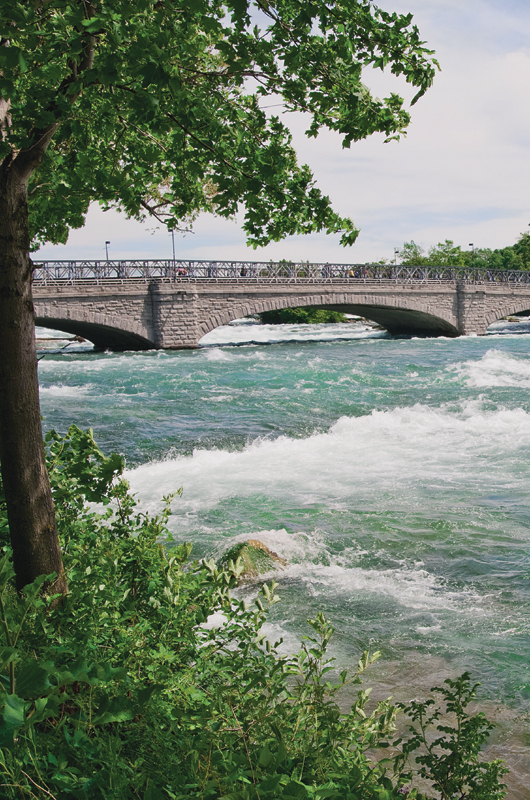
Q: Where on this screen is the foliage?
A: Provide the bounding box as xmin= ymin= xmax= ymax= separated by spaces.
xmin=260 ymin=308 xmax=348 ymax=324
xmin=0 ymin=428 xmax=507 ymax=799
xmin=397 ymin=233 xmax=530 ymax=270
xmin=486 ymin=232 xmax=530 ymax=271
xmin=394 ymin=674 xmax=508 ymax=799
xmin=397 ymin=241 xmax=466 ymax=267
xmin=0 ymin=0 xmax=438 ymax=249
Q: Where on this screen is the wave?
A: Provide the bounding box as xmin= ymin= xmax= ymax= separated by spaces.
xmin=199 ymin=320 xmax=387 ymax=347
xmin=450 ymin=348 xmax=530 ymax=388
xmin=39 ymin=384 xmax=92 ymax=398
xmin=126 ymin=400 xmax=530 ymax=519
xmin=214 ymin=528 xmax=480 ymax=614
xmin=37 ymin=343 xmax=95 ymax=354
xmin=35 ymin=326 xmax=75 ymax=339
xmin=37 ymin=352 xmax=149 ymax=374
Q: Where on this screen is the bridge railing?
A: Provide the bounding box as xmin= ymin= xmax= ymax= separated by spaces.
xmin=31 ymin=259 xmax=530 ymax=286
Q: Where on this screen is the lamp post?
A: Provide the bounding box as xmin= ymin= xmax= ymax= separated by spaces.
xmin=170 ymin=230 xmax=176 ymax=263
xmin=105 ymin=240 xmax=110 ymax=261
xmin=394 ymin=248 xmax=399 ymax=265
xmin=469 ymin=243 xmax=474 ymax=268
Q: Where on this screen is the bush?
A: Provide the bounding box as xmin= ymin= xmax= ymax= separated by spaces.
xmin=394 ymin=674 xmax=508 ymax=800
xmin=260 ymin=308 xmax=348 ymax=324
xmin=0 ymin=428 xmax=507 ymax=799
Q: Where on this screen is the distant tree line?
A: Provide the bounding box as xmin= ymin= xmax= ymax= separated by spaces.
xmin=396 ymin=232 xmax=530 ymax=270
xmin=260 ymin=308 xmax=348 ymax=324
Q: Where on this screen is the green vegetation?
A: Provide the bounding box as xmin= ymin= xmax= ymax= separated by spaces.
xmin=260 ymin=308 xmax=349 ymax=324
xmin=0 ymin=427 xmax=508 ymax=799
xmin=397 ymin=233 xmax=530 ymax=270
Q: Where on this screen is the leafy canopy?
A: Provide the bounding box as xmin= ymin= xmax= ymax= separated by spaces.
xmin=397 ymin=233 xmax=530 ymax=270
xmin=0 ymin=0 xmax=438 ymax=248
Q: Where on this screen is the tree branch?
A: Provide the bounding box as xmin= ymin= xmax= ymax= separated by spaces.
xmin=0 ymin=97 xmax=11 ymax=140
xmin=9 ymin=1 xmax=97 ymax=184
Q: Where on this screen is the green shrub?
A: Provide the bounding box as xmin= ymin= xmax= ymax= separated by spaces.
xmin=394 ymin=674 xmax=508 ymax=799
xmin=259 ymin=308 xmax=348 ymax=324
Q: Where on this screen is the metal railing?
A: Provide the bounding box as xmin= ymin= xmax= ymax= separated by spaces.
xmin=31 ymin=259 xmax=530 ymax=286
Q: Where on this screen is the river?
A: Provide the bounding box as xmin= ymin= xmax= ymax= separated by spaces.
xmin=37 ymin=317 xmax=530 ymax=795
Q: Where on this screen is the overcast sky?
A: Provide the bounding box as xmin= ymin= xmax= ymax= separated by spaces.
xmin=37 ymin=0 xmax=530 ymax=265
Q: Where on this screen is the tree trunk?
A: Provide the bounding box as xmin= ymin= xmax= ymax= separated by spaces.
xmin=0 ymin=157 xmax=67 ymax=594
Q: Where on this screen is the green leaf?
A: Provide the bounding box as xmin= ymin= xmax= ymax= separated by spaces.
xmin=136 ymin=683 xmax=163 ymax=706
xmin=14 ymin=660 xmax=52 ymax=698
xmin=258 ymin=744 xmax=274 ymax=768
xmin=0 ymin=647 xmax=18 ymax=672
xmin=0 ymin=694 xmax=27 ymax=744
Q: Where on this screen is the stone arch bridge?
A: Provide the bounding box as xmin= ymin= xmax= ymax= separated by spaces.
xmin=32 ymin=259 xmax=530 ymax=350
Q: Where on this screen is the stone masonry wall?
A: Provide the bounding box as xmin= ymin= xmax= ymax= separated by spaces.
xmin=33 ymin=280 xmax=530 ymax=349
xmin=34 ymin=285 xmax=156 ymax=347
xmin=192 ymin=283 xmax=460 ymax=340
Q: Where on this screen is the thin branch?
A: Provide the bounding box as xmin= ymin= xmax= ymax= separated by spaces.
xmin=139 ymin=199 xmax=168 ymax=224
xmin=117 ymin=115 xmax=168 ymax=153
xmin=228 ymin=701 xmax=260 ymax=798
xmin=165 ymin=111 xmax=254 ymax=181
xmin=20 ymin=772 xmax=58 ymax=800
xmin=9 ymin=1 xmax=98 ymax=181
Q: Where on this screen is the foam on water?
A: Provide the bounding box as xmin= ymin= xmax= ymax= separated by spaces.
xmin=279 ymin=561 xmax=478 ymax=614
xmin=213 ymin=529 xmax=485 ymax=646
xmin=204 ymin=347 xmax=236 ymax=362
xmin=450 ymin=348 xmax=530 ymax=388
xmin=39 ymin=384 xmax=93 ymax=398
xmin=35 ymin=326 xmax=74 ymax=339
xmin=127 ymin=400 xmax=530 ymax=515
xmin=200 ymin=320 xmax=387 ymax=346
xmin=36 ymin=326 xmax=95 ymax=353
xmin=38 ymin=353 xmax=116 ymax=374
xmin=487 ymin=317 xmax=530 ymax=336
xmin=211 ymin=527 xmax=330 ymax=565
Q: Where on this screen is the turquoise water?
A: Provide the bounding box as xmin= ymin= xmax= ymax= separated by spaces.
xmin=37 ymin=320 xmax=530 ymax=787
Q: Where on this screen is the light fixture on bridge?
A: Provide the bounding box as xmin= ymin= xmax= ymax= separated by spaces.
xmin=394 ymin=248 xmax=399 ymax=265
xmin=105 ymin=241 xmax=110 ymax=261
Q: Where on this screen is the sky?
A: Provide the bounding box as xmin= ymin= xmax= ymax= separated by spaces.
xmin=37 ymin=0 xmax=530 ymax=266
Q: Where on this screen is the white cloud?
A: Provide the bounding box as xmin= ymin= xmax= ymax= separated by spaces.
xmin=36 ymin=0 xmax=530 ymax=266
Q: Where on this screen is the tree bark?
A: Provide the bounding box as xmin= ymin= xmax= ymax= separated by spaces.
xmin=0 ymin=155 xmax=67 ymax=594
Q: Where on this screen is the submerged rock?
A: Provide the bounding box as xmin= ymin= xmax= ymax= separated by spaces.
xmin=219 ymin=539 xmax=286 ymax=581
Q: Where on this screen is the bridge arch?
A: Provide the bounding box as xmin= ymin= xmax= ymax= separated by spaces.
xmin=34 ymin=308 xmax=156 ymax=351
xmin=198 ymin=293 xmax=459 ymax=339
xmin=485 ymin=300 xmax=530 ymax=329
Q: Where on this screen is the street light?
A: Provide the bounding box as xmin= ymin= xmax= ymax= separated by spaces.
xmin=469 ymin=243 xmax=474 ymax=266
xmin=394 ymin=248 xmax=399 ymax=265
xmin=105 ymin=241 xmax=110 ymax=261
xmin=170 ymin=230 xmax=176 ymax=263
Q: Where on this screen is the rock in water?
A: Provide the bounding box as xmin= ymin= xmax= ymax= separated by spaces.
xmin=219 ymin=539 xmax=286 ymax=581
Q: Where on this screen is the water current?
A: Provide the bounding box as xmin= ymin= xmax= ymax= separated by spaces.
xmin=36 ymin=318 xmax=530 ymax=794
